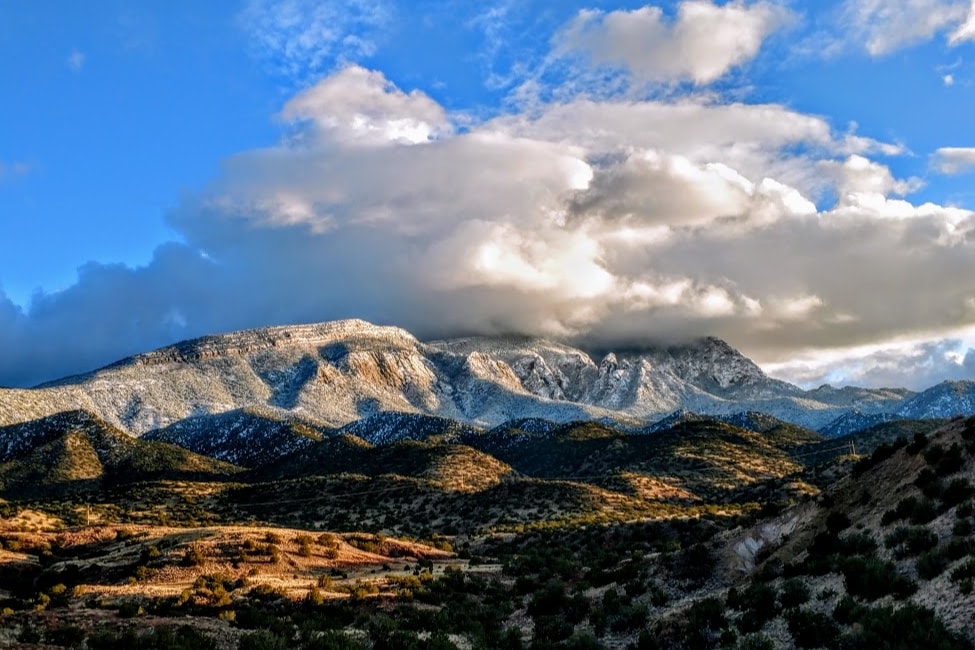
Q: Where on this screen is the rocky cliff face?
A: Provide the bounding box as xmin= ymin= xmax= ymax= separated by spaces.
xmin=0 ymin=319 xmax=944 ymax=436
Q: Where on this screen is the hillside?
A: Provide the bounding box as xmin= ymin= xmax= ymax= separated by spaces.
xmin=0 ymin=411 xmax=241 ymax=496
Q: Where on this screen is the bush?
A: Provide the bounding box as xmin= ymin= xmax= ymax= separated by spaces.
xmin=785 ymin=609 xmax=839 ymax=649
xmin=779 ymin=579 xmax=810 ymax=609
xmin=941 ymin=479 xmax=974 ymax=508
xmin=884 ymin=526 xmax=938 ymax=558
xmin=916 ymin=539 xmax=973 ymax=580
xmin=841 ymin=557 xmax=916 ymax=600
xmin=728 ymin=582 xmax=776 ymax=633
xmin=837 ymin=603 xmax=970 ymax=650
xmin=239 ymin=630 xmax=290 ymax=650
xmin=881 ymin=497 xmax=938 ymax=526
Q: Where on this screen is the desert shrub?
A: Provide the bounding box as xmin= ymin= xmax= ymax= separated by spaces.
xmin=532 ymin=615 xmax=573 ymax=648
xmin=854 ymin=440 xmax=906 ymax=476
xmin=884 ymin=526 xmax=938 ymax=558
xmin=45 ymin=624 xmax=86 ymax=647
xmin=779 ymin=579 xmax=810 ymax=609
xmin=916 ymin=539 xmax=973 ymax=580
xmin=785 ymin=609 xmax=839 ymax=649
xmin=670 ymin=543 xmax=716 ymax=585
xmin=949 ymin=558 xmax=975 ymax=583
xmin=881 ymin=496 xmax=938 ymax=526
xmin=836 ymin=603 xmax=970 ymax=650
xmin=840 ymin=557 xmax=916 ymax=600
xmin=727 ymin=582 xmax=776 ymax=633
xmin=182 ymin=545 xmax=205 ymax=567
xmin=561 ymin=633 xmax=607 ymax=650
xmin=87 ymin=625 xmax=216 ymax=650
xmin=925 ymin=444 xmax=965 ymax=476
xmin=953 ymin=518 xmax=972 ymax=537
xmin=737 ymin=634 xmax=775 ymax=650
xmin=239 ymin=630 xmax=290 ymax=650
xmin=941 ymin=478 xmax=974 ymax=508
xmin=303 ymin=631 xmax=369 ymax=650
xmin=839 ymin=532 xmax=878 ymax=556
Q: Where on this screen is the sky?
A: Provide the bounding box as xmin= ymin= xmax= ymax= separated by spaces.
xmin=2 ymin=0 xmax=975 ymax=390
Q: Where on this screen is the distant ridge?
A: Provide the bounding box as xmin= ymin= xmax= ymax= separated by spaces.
xmin=0 ymin=319 xmax=969 ymax=445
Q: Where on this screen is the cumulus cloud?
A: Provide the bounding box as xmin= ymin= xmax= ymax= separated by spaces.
xmin=2 ymin=66 xmax=975 ymax=389
xmin=554 ymin=1 xmax=790 ymax=85
xmin=950 ymin=1 xmax=975 ymax=43
xmin=238 ymin=0 xmax=391 ymax=84
xmin=933 ymin=147 xmax=975 ymax=175
xmin=280 ymin=65 xmax=451 ymax=145
xmin=841 ymin=0 xmax=970 ymax=55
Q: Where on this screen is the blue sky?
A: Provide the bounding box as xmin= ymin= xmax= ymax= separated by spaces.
xmin=2 ymin=0 xmax=975 ymax=388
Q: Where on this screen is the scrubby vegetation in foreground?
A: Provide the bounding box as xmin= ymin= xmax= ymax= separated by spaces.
xmin=0 ymin=417 xmax=974 ymax=649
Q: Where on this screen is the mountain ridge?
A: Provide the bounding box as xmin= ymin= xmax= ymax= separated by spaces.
xmin=0 ymin=319 xmax=967 ymax=442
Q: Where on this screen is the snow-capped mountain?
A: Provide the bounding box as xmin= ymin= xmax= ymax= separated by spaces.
xmin=0 ymin=319 xmax=966 ymax=441
xmin=896 ymin=381 xmax=975 ymax=420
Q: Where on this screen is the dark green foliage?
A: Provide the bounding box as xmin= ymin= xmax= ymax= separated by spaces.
xmin=838 ymin=532 xmax=878 ymax=555
xmin=834 ymin=603 xmax=971 ymax=650
xmin=670 ymin=543 xmax=716 ymax=585
xmin=302 ymin=631 xmax=370 ymax=650
xmin=727 ymin=582 xmax=776 ymax=633
xmin=778 ymin=579 xmax=810 ymax=609
xmin=239 ymin=631 xmax=291 ymax=650
xmin=46 ymin=624 xmax=86 ymax=647
xmin=561 ymin=633 xmax=607 ymax=650
xmin=916 ymin=538 xmax=973 ymax=580
xmin=737 ymin=635 xmax=775 ymax=650
xmin=854 ymin=439 xmax=906 ymax=477
xmin=884 ymin=526 xmax=938 ymax=558
xmin=941 ymin=478 xmax=974 ymax=508
xmin=953 ymin=518 xmax=972 ymax=537
xmin=532 ymin=616 xmax=574 ymax=649
xmin=840 ymin=557 xmax=916 ymax=600
xmin=785 ymin=609 xmax=839 ymax=649
xmin=687 ymin=597 xmax=727 ymax=633
xmin=527 ymin=582 xmax=588 ymax=624
xmin=87 ymin=626 xmax=217 ymax=650
xmin=950 ymin=558 xmax=975 ymax=583
xmin=925 ymin=443 xmax=966 ymax=476
xmin=881 ymin=496 xmax=938 ymax=526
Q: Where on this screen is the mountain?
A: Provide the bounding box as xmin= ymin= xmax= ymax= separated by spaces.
xmin=819 ymin=409 xmax=901 ymax=438
xmin=0 ymin=410 xmax=241 ymax=495
xmin=897 ymin=380 xmax=975 ymax=419
xmin=0 ymin=319 xmax=965 ymax=440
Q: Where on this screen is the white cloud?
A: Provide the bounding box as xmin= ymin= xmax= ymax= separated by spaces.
xmin=944 ymin=73 xmax=956 ymax=85
xmin=3 ymin=67 xmax=975 ymax=390
xmin=554 ymin=1 xmax=790 ymax=85
xmin=280 ymin=65 xmax=450 ymax=145
xmin=66 ymin=49 xmax=85 ymax=72
xmin=841 ymin=0 xmax=970 ymax=55
xmin=239 ymin=0 xmax=391 ymax=85
xmin=949 ymin=1 xmax=975 ymax=43
xmin=933 ymin=147 xmax=975 ymax=175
